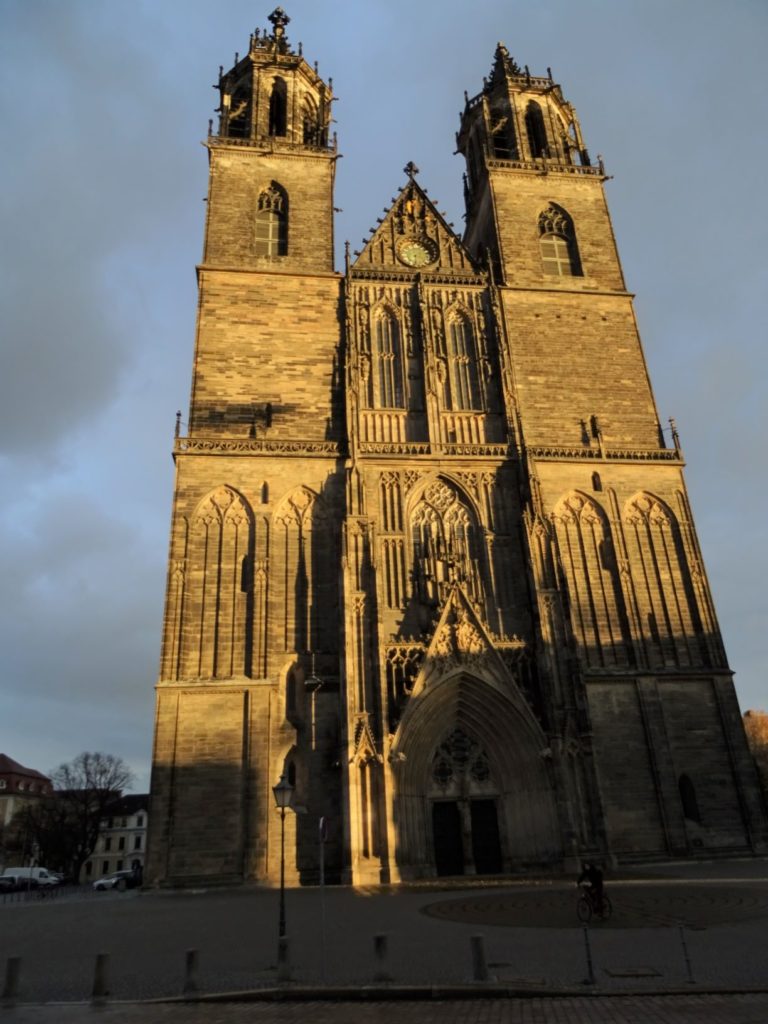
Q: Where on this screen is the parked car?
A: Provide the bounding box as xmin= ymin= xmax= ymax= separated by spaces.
xmin=49 ymin=871 xmax=74 ymax=886
xmin=0 ymin=874 xmax=39 ymax=892
xmin=92 ymin=869 xmax=140 ymax=892
xmin=1 ymin=867 xmax=58 ymax=887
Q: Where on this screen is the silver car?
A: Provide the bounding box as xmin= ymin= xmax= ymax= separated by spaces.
xmin=92 ymin=870 xmax=138 ymax=892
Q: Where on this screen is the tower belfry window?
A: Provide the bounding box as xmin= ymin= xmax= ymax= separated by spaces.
xmin=525 ymin=101 xmax=548 ymax=158
xmin=538 ymin=204 xmax=582 ymax=277
xmin=489 ymin=98 xmax=517 ymax=160
xmin=255 ymin=184 xmax=288 ymax=256
xmin=303 ymin=96 xmax=320 ymax=145
xmin=269 ymin=78 xmax=288 ymax=137
xmin=228 ymin=85 xmax=250 ymax=139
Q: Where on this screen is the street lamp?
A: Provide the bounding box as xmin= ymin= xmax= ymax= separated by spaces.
xmin=272 ymin=772 xmax=294 ymax=940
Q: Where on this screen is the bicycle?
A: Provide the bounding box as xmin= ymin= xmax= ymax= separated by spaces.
xmin=576 ymin=883 xmax=612 ymax=922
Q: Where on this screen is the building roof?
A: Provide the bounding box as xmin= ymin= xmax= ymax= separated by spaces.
xmin=0 ymin=754 xmax=50 ymax=783
xmin=105 ymin=793 xmax=149 ymax=817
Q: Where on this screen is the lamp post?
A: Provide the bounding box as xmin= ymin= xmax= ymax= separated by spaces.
xmin=272 ymin=772 xmax=294 ymax=939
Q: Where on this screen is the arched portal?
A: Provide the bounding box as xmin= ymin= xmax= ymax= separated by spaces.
xmin=390 ymin=671 xmax=561 ymax=878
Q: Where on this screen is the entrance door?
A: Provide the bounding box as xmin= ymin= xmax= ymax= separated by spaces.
xmin=471 ymin=799 xmax=502 ymax=874
xmin=432 ymin=801 xmax=464 ymax=876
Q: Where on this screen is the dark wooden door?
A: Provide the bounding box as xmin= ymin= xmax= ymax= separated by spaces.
xmin=432 ymin=801 xmax=464 ymax=876
xmin=470 ymin=799 xmax=502 ymax=874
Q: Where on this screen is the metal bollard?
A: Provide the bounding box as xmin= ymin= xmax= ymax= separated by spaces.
xmin=91 ymin=952 xmax=110 ymax=1005
xmin=2 ymin=957 xmax=21 ymax=1006
xmin=183 ymin=949 xmax=199 ymax=996
xmin=373 ymin=933 xmax=392 ymax=983
xmin=470 ymin=934 xmax=489 ymax=982
xmin=582 ymin=926 xmax=595 ymax=985
xmin=277 ymin=936 xmax=291 ymax=983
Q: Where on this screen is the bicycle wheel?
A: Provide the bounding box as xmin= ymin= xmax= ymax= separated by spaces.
xmin=576 ymin=895 xmax=592 ymax=923
xmin=598 ymin=894 xmax=612 ymax=920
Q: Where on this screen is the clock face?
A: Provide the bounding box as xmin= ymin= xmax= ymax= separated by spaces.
xmin=397 ymin=238 xmax=437 ymax=268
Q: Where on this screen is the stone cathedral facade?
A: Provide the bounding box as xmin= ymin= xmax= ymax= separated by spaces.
xmin=146 ymin=10 xmax=766 ymax=887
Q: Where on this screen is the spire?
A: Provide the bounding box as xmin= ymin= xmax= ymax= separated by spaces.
xmin=267 ymin=6 xmax=291 ymax=50
xmin=491 ymin=42 xmax=522 ymax=81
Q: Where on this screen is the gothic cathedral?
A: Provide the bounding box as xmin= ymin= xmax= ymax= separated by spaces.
xmin=146 ymin=10 xmax=766 ymax=886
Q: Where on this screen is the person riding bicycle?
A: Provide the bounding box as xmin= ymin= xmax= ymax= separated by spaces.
xmin=577 ymin=861 xmax=604 ymax=906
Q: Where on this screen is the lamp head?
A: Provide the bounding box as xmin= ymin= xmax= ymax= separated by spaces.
xmin=272 ymin=772 xmax=294 ymax=810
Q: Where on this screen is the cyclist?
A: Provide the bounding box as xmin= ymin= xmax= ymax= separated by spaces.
xmin=577 ymin=861 xmax=604 ymax=908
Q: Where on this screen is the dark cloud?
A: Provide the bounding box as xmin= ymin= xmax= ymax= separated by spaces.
xmin=0 ymin=0 xmax=766 ymax=789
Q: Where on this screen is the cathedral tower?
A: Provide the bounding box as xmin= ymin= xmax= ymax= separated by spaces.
xmin=146 ymin=14 xmax=766 ymax=888
xmin=147 ymin=8 xmax=345 ymax=885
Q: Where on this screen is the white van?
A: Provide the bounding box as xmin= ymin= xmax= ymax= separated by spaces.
xmin=1 ymin=867 xmax=59 ymax=887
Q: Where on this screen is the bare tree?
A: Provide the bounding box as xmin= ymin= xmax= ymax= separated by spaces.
xmin=24 ymin=752 xmax=134 ymax=881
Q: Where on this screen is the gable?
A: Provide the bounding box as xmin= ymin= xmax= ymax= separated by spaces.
xmin=351 ymin=174 xmax=480 ymax=280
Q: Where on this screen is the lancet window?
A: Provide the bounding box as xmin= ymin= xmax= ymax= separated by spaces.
xmin=268 ymin=77 xmax=287 ymax=136
xmin=255 ymin=183 xmax=288 ymax=257
xmin=623 ymin=493 xmax=705 ymax=668
xmin=227 ymin=85 xmax=250 ymax=139
xmin=679 ymin=774 xmax=702 ymax=824
xmin=374 ymin=311 xmax=404 ymax=408
xmin=446 ymin=315 xmax=482 ymax=411
xmin=489 ymin=98 xmax=517 ymax=160
xmin=181 ymin=487 xmax=253 ymax=680
xmin=552 ymin=493 xmax=630 ymax=668
xmin=410 ymin=480 xmax=484 ymax=608
xmin=274 ymin=487 xmax=336 ymax=656
xmin=538 ymin=203 xmax=581 ymax=277
xmin=302 ymin=96 xmax=322 ymax=146
xmin=525 ymin=100 xmax=548 ymax=158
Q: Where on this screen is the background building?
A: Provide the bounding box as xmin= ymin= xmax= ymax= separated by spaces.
xmin=0 ymin=754 xmax=51 ymax=829
xmin=83 ymin=794 xmax=148 ymax=881
xmin=146 ymin=10 xmax=767 ymax=887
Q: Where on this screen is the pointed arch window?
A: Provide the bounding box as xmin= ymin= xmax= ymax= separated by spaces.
xmin=525 ymin=101 xmax=548 ymax=158
xmin=302 ymin=96 xmax=321 ymax=146
xmin=489 ymin=98 xmax=517 ymax=160
xmin=255 ymin=183 xmax=288 ymax=257
xmin=410 ymin=480 xmax=484 ymax=607
xmin=227 ymin=85 xmax=250 ymax=139
xmin=552 ymin=492 xmax=630 ymax=668
xmin=269 ymin=77 xmax=287 ymax=137
xmin=180 ymin=487 xmax=254 ymax=680
xmin=624 ymin=493 xmax=706 ymax=668
xmin=539 ymin=204 xmax=582 ymax=277
xmin=679 ymin=774 xmax=701 ymax=824
xmin=374 ymin=311 xmax=404 ymax=408
xmin=446 ymin=315 xmax=481 ymax=410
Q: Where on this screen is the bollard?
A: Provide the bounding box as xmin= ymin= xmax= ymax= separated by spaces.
xmin=277 ymin=936 xmax=291 ymax=983
xmin=581 ymin=926 xmax=595 ymax=985
xmin=182 ymin=949 xmax=199 ymax=996
xmin=91 ymin=952 xmax=110 ymax=1005
xmin=2 ymin=957 xmax=21 ymax=1006
xmin=373 ymin=933 xmax=392 ymax=983
xmin=470 ymin=934 xmax=489 ymax=982
xmin=678 ymin=925 xmax=695 ymax=985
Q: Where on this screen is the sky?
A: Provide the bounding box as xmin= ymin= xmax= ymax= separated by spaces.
xmin=1 ymin=0 xmax=766 ymax=793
